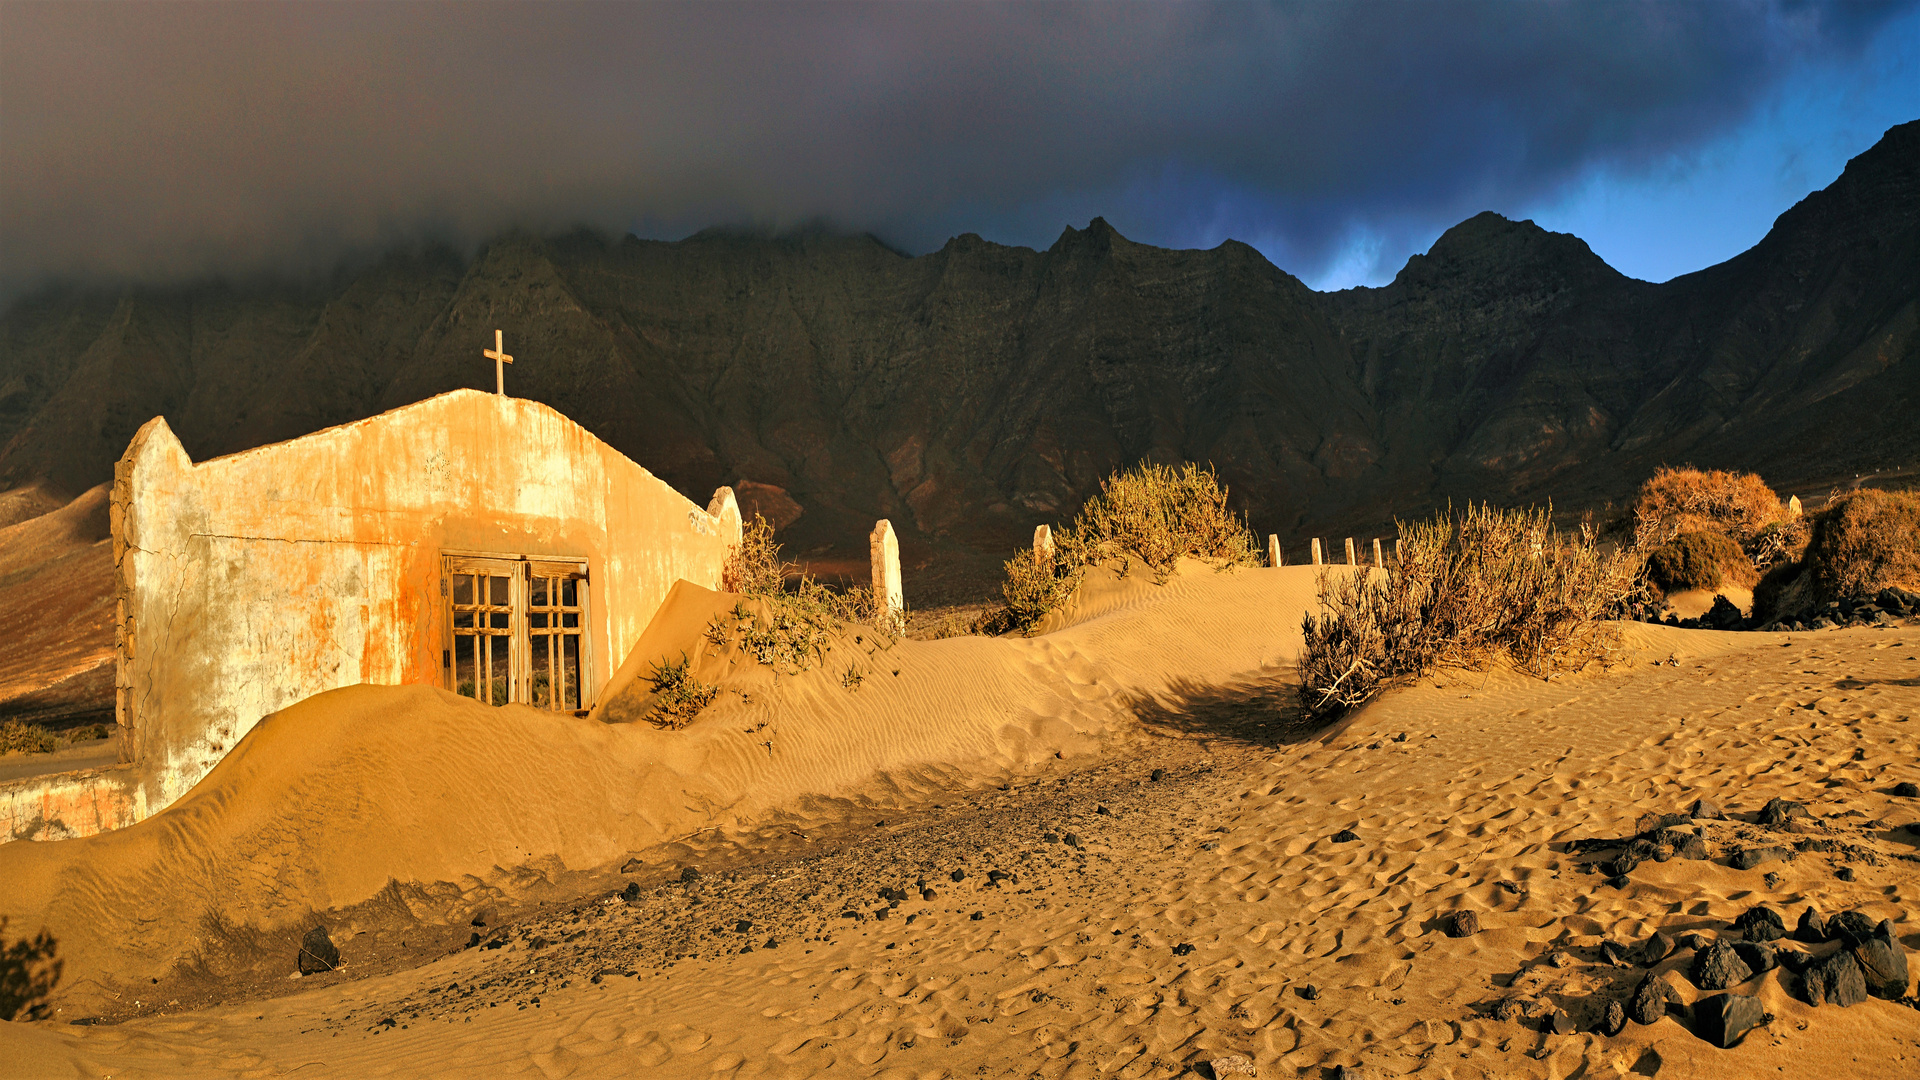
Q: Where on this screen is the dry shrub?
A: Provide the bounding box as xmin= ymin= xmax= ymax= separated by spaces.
xmin=641 ymin=653 xmax=719 ymax=729
xmin=722 ymin=513 xmax=787 ymax=596
xmin=995 ymin=462 xmax=1259 ymax=633
xmin=1300 ymin=504 xmax=1638 ymax=718
xmin=1798 ymin=489 xmax=1920 ymax=601
xmin=1633 ymin=467 xmax=1784 ymax=549
xmin=0 ymin=720 xmax=56 ymax=755
xmin=720 ymin=513 xmax=901 ymax=659
xmin=1643 ymin=530 xmax=1756 ymax=593
xmin=1068 ymin=462 xmax=1260 ymax=577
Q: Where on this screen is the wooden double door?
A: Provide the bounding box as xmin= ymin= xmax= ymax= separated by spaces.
xmin=442 ymin=554 xmax=591 ymax=712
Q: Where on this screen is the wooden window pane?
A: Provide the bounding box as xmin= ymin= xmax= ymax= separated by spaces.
xmin=562 ymin=634 xmax=581 ymax=710
xmin=561 ymin=579 xmax=577 ymax=606
xmin=455 ymin=636 xmax=478 ymax=700
xmin=488 ymin=575 xmax=509 ymax=606
xmin=531 ymin=576 xmax=549 ymax=606
xmin=488 ymin=635 xmax=510 ymax=706
xmin=451 ymin=575 xmax=473 ymax=605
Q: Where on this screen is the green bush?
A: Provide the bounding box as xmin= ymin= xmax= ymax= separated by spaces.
xmin=641 ymin=654 xmax=720 ymax=729
xmin=1644 ymin=530 xmax=1755 ymax=593
xmin=1299 ymin=504 xmax=1638 ymax=718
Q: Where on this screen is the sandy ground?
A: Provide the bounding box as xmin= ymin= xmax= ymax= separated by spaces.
xmin=2 ymin=564 xmax=1917 ymax=1079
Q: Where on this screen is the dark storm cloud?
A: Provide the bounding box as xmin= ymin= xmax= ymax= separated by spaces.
xmin=0 ymin=1 xmax=1907 ymax=296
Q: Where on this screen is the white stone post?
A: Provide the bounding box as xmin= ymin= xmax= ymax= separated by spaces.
xmin=1267 ymin=534 xmax=1282 ymax=567
xmin=1373 ymin=538 xmax=1384 ymax=568
xmin=1033 ymin=524 xmax=1055 ymax=568
xmin=1344 ymin=537 xmax=1357 ymax=566
xmin=870 ymin=519 xmax=903 ymax=627
xmin=1787 ymin=495 xmax=1803 ymax=519
xmin=1311 ymin=538 xmax=1323 ymax=566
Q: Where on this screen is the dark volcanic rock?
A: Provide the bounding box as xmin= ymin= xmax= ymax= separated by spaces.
xmin=1759 ymin=798 xmax=1809 ymax=826
xmin=1732 ymin=941 xmax=1778 ymax=975
xmin=1443 ymin=911 xmax=1480 ymax=938
xmin=1795 ymin=906 xmax=1828 ymax=944
xmin=1629 ymin=973 xmax=1677 ymax=1024
xmin=1731 ymin=846 xmax=1789 ymax=870
xmin=1802 ymin=950 xmax=1868 ymax=1007
xmin=1331 ymin=829 xmax=1359 ymax=844
xmin=1689 ymin=799 xmax=1726 ymax=821
xmin=1601 ymin=999 xmax=1627 ymax=1037
xmin=1689 ymin=941 xmax=1754 ymax=991
xmin=1639 ymin=931 xmax=1677 ymax=966
xmin=1849 ymin=919 xmax=1910 ymax=999
xmin=1828 ymin=910 xmax=1880 ymax=945
xmin=1893 ymin=782 xmax=1920 ymax=798
xmin=1548 ymin=1010 xmax=1577 ymax=1035
xmin=1693 ymin=993 xmax=1766 ymax=1049
xmin=298 ymin=926 xmax=339 ymax=975
xmin=1732 ymin=905 xmax=1786 ymax=942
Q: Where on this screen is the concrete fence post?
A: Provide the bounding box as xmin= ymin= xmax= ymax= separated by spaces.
xmin=1373 ymin=538 xmax=1384 ymax=568
xmin=1033 ymin=524 xmax=1055 ymax=568
xmin=1344 ymin=537 xmax=1357 ymax=566
xmin=870 ymin=519 xmax=903 ymax=627
xmin=1268 ymin=534 xmax=1283 ymax=567
xmin=1311 ymin=538 xmax=1323 ymax=566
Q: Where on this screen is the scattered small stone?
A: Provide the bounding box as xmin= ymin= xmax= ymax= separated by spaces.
xmin=921 ymin=889 xmax=938 ymax=902
xmin=1836 ymin=866 xmax=1855 ymax=882
xmin=1892 ymin=781 xmax=1919 ymax=798
xmin=1606 ymin=874 xmax=1631 ymax=890
xmin=1677 ymin=835 xmax=1709 ymax=860
xmin=1689 ymin=798 xmax=1726 ymax=821
xmin=969 ymin=911 xmax=984 ymax=921
xmin=1678 ymin=932 xmax=1712 ymax=952
xmin=298 ymin=926 xmax=339 ymax=975
xmin=1095 ymin=804 xmax=1111 ymax=816
xmin=619 ymin=857 xmax=644 ymax=873
xmin=1550 ymin=951 xmax=1574 ymax=969
xmin=734 ymin=919 xmax=753 ymax=933
xmin=1693 ymin=992 xmax=1766 ymax=1049
xmin=1443 ymin=911 xmax=1480 ymax=938
xmin=1331 ymin=1066 xmax=1364 ymax=1080
xmin=1759 ymin=798 xmax=1809 ymax=826
xmin=1063 ymin=833 xmax=1083 ymax=849
xmin=620 ymin=882 xmax=640 ymax=902
xmin=1207 ymin=1053 xmax=1257 ymax=1078
xmin=1602 ymin=940 xmax=1635 ymax=967
xmin=1763 ymin=871 xmax=1783 ymax=890
xmin=1200 ymin=841 xmax=1219 ymax=852
xmin=1490 ymin=998 xmax=1521 ymax=1021
xmin=1548 ymin=1011 xmax=1577 ymax=1035
xmin=1601 ymin=1000 xmax=1626 ymax=1036
xmin=679 ymin=866 xmax=700 ymax=883
xmin=950 ymin=869 xmax=967 ymax=882
xmin=1848 ymin=919 xmax=1909 ymax=999
xmin=1732 ymin=905 xmax=1785 ymax=942
xmin=1629 ymin=973 xmax=1676 ymax=1024
xmin=1689 ymin=941 xmax=1754 ymax=991
xmin=1638 ymin=931 xmax=1677 ymax=966
xmin=763 ymin=938 xmax=778 ymax=950
xmin=1149 ymin=769 xmax=1165 ymax=782
xmin=1172 ymin=942 xmax=1195 ymax=956
xmin=1331 ymin=829 xmax=1359 ymax=844
xmin=1298 ymin=984 xmax=1320 ymax=1000
xmin=1731 ymin=846 xmax=1789 ymax=870
xmin=1042 ymin=831 xmax=1059 ymax=844
xmin=1802 ymin=950 xmax=1867 ymax=1007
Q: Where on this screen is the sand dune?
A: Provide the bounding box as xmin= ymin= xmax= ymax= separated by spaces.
xmin=3 ymin=564 xmax=1916 ymax=1078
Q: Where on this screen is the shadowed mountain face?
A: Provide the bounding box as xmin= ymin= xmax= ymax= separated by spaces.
xmin=3 ymin=121 xmax=1916 ymax=569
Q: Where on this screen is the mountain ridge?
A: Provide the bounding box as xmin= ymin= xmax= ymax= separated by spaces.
xmin=2 ymin=121 xmax=1915 ymax=568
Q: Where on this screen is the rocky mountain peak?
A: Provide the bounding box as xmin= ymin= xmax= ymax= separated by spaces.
xmin=1389 ymin=211 xmax=1623 ymax=294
